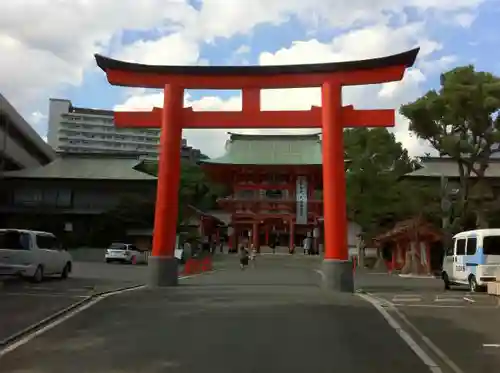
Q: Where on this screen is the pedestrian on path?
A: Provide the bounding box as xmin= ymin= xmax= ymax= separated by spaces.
xmin=250 ymin=245 xmax=257 ymax=267
xmin=303 ymin=237 xmax=310 ymax=255
xmin=239 ymin=245 xmax=249 ymax=270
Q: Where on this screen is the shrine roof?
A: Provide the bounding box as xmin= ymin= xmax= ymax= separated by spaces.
xmin=373 ymin=216 xmax=442 ymax=244
xmin=2 ymin=153 xmax=156 ymax=181
xmin=95 ymin=48 xmax=419 ymax=77
xmin=405 ymin=157 xmax=500 ymax=179
xmin=200 ymin=133 xmax=323 ymax=166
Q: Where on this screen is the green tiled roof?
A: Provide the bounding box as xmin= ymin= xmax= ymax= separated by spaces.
xmin=405 ymin=157 xmax=500 ymax=178
xmin=201 ymin=133 xmax=322 ymax=165
xmin=2 ymin=153 xmax=157 ymax=181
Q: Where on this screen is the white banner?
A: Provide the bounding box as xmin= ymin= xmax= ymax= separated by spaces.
xmin=296 ymin=176 xmax=308 ymax=225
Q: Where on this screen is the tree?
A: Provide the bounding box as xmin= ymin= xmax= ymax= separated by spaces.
xmin=344 ymin=128 xmax=440 ymax=269
xmin=345 ymin=127 xmax=419 ymax=236
xmin=400 ymin=65 xmax=500 ymax=231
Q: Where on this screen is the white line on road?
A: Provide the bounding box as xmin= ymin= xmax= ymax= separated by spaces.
xmin=2 ymin=292 xmax=88 ymax=298
xmin=392 ymin=297 xmax=422 ymax=302
xmin=393 ymin=303 xmax=466 ymax=308
xmin=463 ymin=297 xmax=475 ymax=303
xmin=357 ymin=293 xmax=443 ymax=373
xmin=0 ymin=270 xmax=217 ymax=357
xmin=375 ymin=295 xmax=466 ymax=373
xmin=483 ymin=344 xmax=500 ymax=348
xmin=434 ymin=296 xmax=464 ymax=303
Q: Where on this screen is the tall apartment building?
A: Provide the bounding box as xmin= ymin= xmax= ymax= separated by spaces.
xmin=47 ymin=99 xmax=204 ymax=161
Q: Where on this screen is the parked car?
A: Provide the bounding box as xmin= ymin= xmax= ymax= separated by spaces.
xmin=0 ymin=229 xmax=72 ymax=283
xmin=105 ymin=243 xmax=148 ymax=264
xmin=442 ymin=229 xmax=500 ymax=292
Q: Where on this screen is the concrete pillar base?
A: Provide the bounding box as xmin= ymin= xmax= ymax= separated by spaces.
xmin=320 ymin=259 xmax=354 ymax=293
xmin=148 ymin=256 xmax=178 ymax=287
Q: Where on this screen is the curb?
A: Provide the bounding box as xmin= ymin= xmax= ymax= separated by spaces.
xmin=0 ymin=283 xmax=145 ymax=349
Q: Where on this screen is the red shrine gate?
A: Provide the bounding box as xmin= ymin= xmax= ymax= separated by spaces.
xmin=95 ymin=48 xmax=419 ymax=291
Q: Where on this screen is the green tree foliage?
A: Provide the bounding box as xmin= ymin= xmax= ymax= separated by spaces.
xmin=344 ymin=127 xmax=439 ymax=238
xmin=400 ymin=65 xmax=500 ymax=229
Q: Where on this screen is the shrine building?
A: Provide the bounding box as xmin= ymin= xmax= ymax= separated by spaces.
xmin=201 ymin=133 xmax=332 ymax=252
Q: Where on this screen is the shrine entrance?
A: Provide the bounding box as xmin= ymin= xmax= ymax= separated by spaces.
xmin=94 ymin=47 xmax=419 ymax=292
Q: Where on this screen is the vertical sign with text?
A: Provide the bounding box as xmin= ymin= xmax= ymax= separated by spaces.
xmin=296 ymin=176 xmax=308 ymax=225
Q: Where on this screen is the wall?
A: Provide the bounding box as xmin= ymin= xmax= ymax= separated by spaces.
xmin=0 ymin=95 xmax=56 ymax=170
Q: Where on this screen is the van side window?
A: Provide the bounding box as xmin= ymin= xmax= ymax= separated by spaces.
xmin=456 ymin=239 xmax=466 ymax=255
xmin=36 ymin=235 xmax=59 ymax=250
xmin=446 ymin=239 xmax=455 ymax=256
xmin=483 ymin=236 xmax=500 ymax=255
xmin=466 ymin=237 xmax=477 ymax=255
xmin=0 ymin=231 xmax=30 ymax=250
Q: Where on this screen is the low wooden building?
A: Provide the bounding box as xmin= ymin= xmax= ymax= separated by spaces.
xmin=373 ymin=217 xmax=443 ymax=274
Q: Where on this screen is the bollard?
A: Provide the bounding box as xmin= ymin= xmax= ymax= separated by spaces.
xmin=182 ymin=258 xmax=195 ymax=276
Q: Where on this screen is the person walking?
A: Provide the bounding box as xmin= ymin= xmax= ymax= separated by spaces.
xmin=303 ymin=236 xmax=309 ymax=255
xmin=250 ymin=244 xmax=257 ymax=267
xmin=239 ymin=245 xmax=249 ymax=270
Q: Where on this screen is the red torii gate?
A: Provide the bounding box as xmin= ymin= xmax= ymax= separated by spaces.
xmin=95 ymin=48 xmax=419 ymax=291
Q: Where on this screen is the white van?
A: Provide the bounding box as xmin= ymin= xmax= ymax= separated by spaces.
xmin=442 ymin=229 xmax=500 ymax=292
xmin=0 ymin=229 xmax=73 ymax=283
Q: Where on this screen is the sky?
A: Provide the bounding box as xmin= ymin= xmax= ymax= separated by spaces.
xmin=1 ymin=0 xmax=500 ymax=158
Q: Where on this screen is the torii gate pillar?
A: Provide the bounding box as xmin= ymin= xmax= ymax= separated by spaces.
xmin=321 ymin=81 xmax=353 ymax=291
xmin=148 ymin=85 xmax=184 ymax=286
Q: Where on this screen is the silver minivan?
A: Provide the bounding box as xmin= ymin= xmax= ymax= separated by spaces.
xmin=0 ymin=229 xmax=73 ymax=282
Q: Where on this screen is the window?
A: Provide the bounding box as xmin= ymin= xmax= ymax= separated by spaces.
xmin=466 ymin=237 xmax=477 ymax=255
xmin=36 ymin=234 xmax=60 ymax=250
xmin=446 ymin=239 xmax=455 ymax=256
xmin=14 ymin=189 xmax=42 ymax=206
xmin=456 ymin=239 xmax=466 ymax=255
xmin=482 ymin=236 xmax=500 ymax=255
xmin=56 ymin=189 xmax=72 ymax=207
xmin=0 ymin=231 xmax=31 ymax=250
xmin=266 ymin=189 xmax=283 ymax=199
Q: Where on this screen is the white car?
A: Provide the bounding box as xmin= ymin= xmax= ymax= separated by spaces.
xmin=105 ymin=243 xmax=148 ymax=264
xmin=0 ymin=229 xmax=73 ymax=283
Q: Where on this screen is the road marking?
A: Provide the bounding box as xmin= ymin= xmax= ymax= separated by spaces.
xmin=25 ymin=286 xmax=53 ymax=290
xmin=393 ymin=303 xmax=467 ymax=308
xmin=2 ymin=292 xmax=87 ymax=298
xmin=0 ymin=270 xmax=218 ymax=356
xmin=357 ymin=293 xmax=443 ymax=373
xmin=483 ymin=344 xmax=500 ymax=348
xmin=434 ymin=296 xmax=464 ymax=303
xmin=463 ymin=297 xmax=475 ymax=303
xmin=369 ymin=294 xmax=465 ymax=373
xmin=392 ymin=297 xmax=422 ymax=302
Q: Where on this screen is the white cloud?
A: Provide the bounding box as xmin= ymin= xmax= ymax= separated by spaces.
xmin=117 ymin=22 xmax=449 ymax=157
xmin=452 ymin=12 xmax=478 ymax=27
xmin=0 ymin=0 xmax=490 ymax=151
xmin=115 ymin=33 xmax=200 ymax=65
xmin=234 ymin=45 xmax=251 ymax=55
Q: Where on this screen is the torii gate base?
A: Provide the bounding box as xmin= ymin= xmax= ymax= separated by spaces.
xmin=95 ymin=48 xmax=418 ymax=292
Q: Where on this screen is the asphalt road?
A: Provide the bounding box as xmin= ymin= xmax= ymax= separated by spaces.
xmin=0 ymin=261 xmax=148 ymax=343
xmin=363 ymin=275 xmax=500 ymax=373
xmin=2 ymin=255 xmax=500 ymax=372
xmin=0 ymin=256 xmax=430 ymax=373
